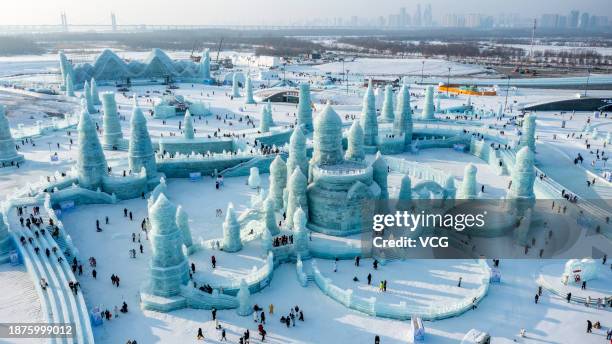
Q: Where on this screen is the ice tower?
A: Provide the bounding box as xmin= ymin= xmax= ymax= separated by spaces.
xmin=286 ymin=127 xmax=308 ymax=178
xmin=520 ymin=114 xmax=537 ymax=152
xmin=90 ymin=78 xmax=101 ymax=105
xmin=0 ymin=214 xmax=12 ymax=263
xmin=176 ymin=205 xmax=194 ymax=254
xmin=200 ymin=50 xmax=211 ymax=80
xmin=183 ymin=110 xmax=194 ymax=139
xmin=222 ymin=203 xmax=242 ymax=252
xmin=232 ymin=73 xmax=241 ymax=98
xmin=76 ymin=103 xmax=108 ymax=189
xmin=312 ymin=102 xmax=343 ymax=165
xmin=345 ymin=121 xmax=365 ymax=162
xmin=259 ymin=105 xmax=273 ymax=133
xmin=372 ymin=152 xmax=389 ymax=200
xmin=147 ymin=194 xmax=190 ymax=297
xmin=83 ymin=81 xmax=96 ymax=114
xmin=380 ymin=85 xmax=395 ymax=123
xmin=263 ymin=197 xmax=280 ymax=236
xmin=65 ymin=75 xmax=75 ymax=97
xmin=293 ymin=208 xmax=309 ymax=258
xmin=129 ymin=99 xmax=158 ymax=181
xmin=286 ymin=168 xmax=308 ymax=229
xmin=507 ymin=146 xmax=536 ymax=201
xmin=101 ymin=92 xmax=123 ymax=149
xmin=245 ymin=76 xmax=255 ymax=104
xmin=360 ymin=80 xmax=378 ymax=147
xmin=0 ymin=104 xmax=24 ymax=166
xmin=394 ymin=84 xmax=413 ymax=147
xmin=297 ymin=83 xmax=313 ymax=132
xmin=458 ymin=164 xmax=478 ymax=199
xmin=398 ymin=175 xmax=412 ymax=201
xmin=421 ymin=86 xmax=435 ymax=120
xmin=269 ymin=155 xmax=287 ymax=210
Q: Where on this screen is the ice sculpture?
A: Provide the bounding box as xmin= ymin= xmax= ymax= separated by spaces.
xmin=422 ymin=86 xmax=435 ymax=120
xmin=150 ymin=177 xmax=167 ymax=204
xmin=398 ymin=175 xmax=412 ymax=201
xmin=360 ymin=80 xmax=378 ymax=146
xmin=236 ymin=279 xmax=252 ymax=316
xmin=436 ymin=93 xmax=441 ymax=111
xmin=497 ymin=103 xmax=504 ymax=118
xmin=76 ymin=103 xmax=108 ymax=189
xmin=345 ymin=121 xmax=365 ymax=162
xmin=394 ymin=84 xmax=413 ymax=146
xmin=520 ymin=114 xmax=537 ymax=152
xmin=65 ymin=75 xmax=75 ymax=97
xmin=90 ymin=78 xmax=101 ymax=105
xmin=183 ymin=110 xmax=194 ymax=139
xmin=606 ymin=132 xmax=611 ymax=144
xmin=263 ymin=197 xmax=280 ymax=236
xmin=147 ymin=194 xmax=190 ymax=297
xmin=507 ymin=147 xmax=535 ymax=200
xmin=293 ymin=207 xmax=309 ymax=257
xmin=380 ymin=85 xmax=395 ymax=123
xmin=466 ymin=96 xmax=472 ymax=107
xmin=563 ymin=258 xmax=599 ymax=283
xmin=286 ymin=168 xmax=307 ymax=229
xmin=297 ymin=83 xmax=313 ymax=132
xmin=259 ymin=105 xmax=272 ymax=133
xmin=176 ymin=205 xmax=194 ymax=253
xmin=101 ymin=92 xmax=123 ymax=148
xmin=444 ymin=175 xmax=457 ymax=200
xmin=84 ymin=81 xmax=96 ymax=114
xmin=245 ymin=75 xmax=255 ymax=104
xmin=129 ymin=99 xmax=157 ymax=180
xmin=286 ymin=127 xmax=308 ymax=178
xmin=222 ymin=203 xmax=242 ymax=252
xmin=372 ymin=152 xmax=389 ymax=199
xmin=59 ymin=52 xmax=74 ymax=88
xmin=269 ymin=155 xmax=287 ymax=210
xmin=200 ymin=50 xmax=211 ymax=80
xmin=0 ymin=104 xmax=24 ymax=165
xmin=0 ymin=214 xmax=12 ymax=262
xmin=248 ymin=167 xmax=260 ymax=189
xmin=261 ymin=225 xmax=273 ymax=252
xmin=232 ymin=73 xmax=241 ymax=98
xmin=313 ymin=102 xmax=344 ymax=165
xmin=458 ymin=164 xmax=478 ymax=199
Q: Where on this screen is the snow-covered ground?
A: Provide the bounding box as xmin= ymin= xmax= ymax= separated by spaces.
xmin=0 ymin=52 xmax=611 ymax=344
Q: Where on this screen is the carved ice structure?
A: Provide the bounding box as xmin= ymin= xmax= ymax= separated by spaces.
xmin=0 ymin=104 xmax=24 ymax=165
xmin=176 ymin=205 xmax=194 ymax=254
xmin=65 ymin=75 xmax=75 ymax=97
xmin=232 ymin=73 xmax=241 ymax=98
xmin=421 ymin=86 xmax=435 ymax=120
xmin=101 ymin=92 xmax=123 ymax=149
xmin=83 ymin=81 xmax=96 ymax=114
xmin=520 ymin=114 xmax=536 ymax=152
xmin=183 ymin=110 xmax=194 ymax=139
xmin=263 ymin=197 xmax=280 ymax=236
xmin=248 ymin=167 xmax=261 ymax=189
xmin=380 ymin=85 xmax=395 ymax=123
xmin=457 ymin=164 xmax=478 ymax=199
xmin=359 ymin=80 xmax=378 ymax=147
xmin=90 ymin=78 xmax=101 ymax=105
xmin=222 ymin=203 xmax=242 ymax=252
xmin=259 ymin=105 xmax=273 ymax=133
xmin=245 ymin=75 xmax=255 ymax=104
xmin=507 ymin=147 xmax=536 ymax=201
xmin=286 ymin=168 xmax=308 ymax=229
xmin=269 ymin=155 xmax=287 ymax=210
xmin=0 ymin=214 xmax=12 ymax=263
xmin=297 ymin=83 xmax=313 ymax=132
xmin=394 ymin=84 xmax=413 ymax=147
xmin=129 ymin=99 xmax=158 ymax=181
xmin=76 ymin=104 xmax=108 ymax=189
xmin=345 ymin=121 xmax=365 ymax=162
xmin=236 ymin=279 xmax=252 ymax=316
xmin=293 ymin=208 xmax=309 ymax=258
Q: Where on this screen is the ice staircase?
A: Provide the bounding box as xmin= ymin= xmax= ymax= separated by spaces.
xmin=7 ymin=209 xmax=94 ymax=344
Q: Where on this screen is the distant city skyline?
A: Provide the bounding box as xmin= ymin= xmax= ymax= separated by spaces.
xmin=1 ymin=0 xmax=611 ymax=27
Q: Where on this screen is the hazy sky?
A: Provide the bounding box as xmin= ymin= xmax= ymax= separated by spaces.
xmin=1 ymin=0 xmax=610 ymax=26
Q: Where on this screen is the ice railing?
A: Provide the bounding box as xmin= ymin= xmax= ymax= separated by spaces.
xmin=313 ymin=165 xmax=370 ymax=176
xmin=5 ymin=169 xmax=78 ymax=199
xmin=155 ymin=147 xmax=273 ymax=162
xmin=211 ymin=251 xmax=275 ymax=291
xmin=11 ymin=114 xmax=79 ymax=140
xmin=384 ymin=156 xmax=452 ymax=186
xmin=310 ymin=258 xmax=491 ymax=321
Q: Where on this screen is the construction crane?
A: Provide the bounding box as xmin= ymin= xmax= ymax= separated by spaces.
xmin=215 ymin=38 xmax=223 ymax=63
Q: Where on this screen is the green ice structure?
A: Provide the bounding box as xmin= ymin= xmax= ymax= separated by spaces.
xmin=507 ymin=146 xmax=536 ymax=201
xmin=200 ymin=50 xmax=211 ymax=80
xmin=520 ymin=114 xmax=537 ymax=152
xmin=345 ymin=121 xmax=365 ymax=162
xmin=90 ymin=78 xmax=101 ymax=105
xmin=269 ymin=155 xmax=287 ymax=210
xmin=0 ymin=104 xmax=24 ymax=166
xmin=176 ymin=205 xmax=195 ymax=255
xmin=286 ymin=127 xmax=308 ymax=178
xmin=394 ymin=84 xmax=413 ymax=147
xmin=457 ymin=163 xmax=478 ymax=199
xmin=286 ymin=168 xmax=308 ymax=229
xmin=101 ymin=92 xmax=124 ymax=150
xmin=245 ymin=75 xmax=255 ymax=104
xmin=76 ymin=104 xmax=108 ymax=190
xmin=65 ymin=75 xmax=75 ymax=97
xmin=292 ymin=207 xmax=310 ymax=259
xmin=422 ymin=85 xmax=435 ymax=120
xmin=297 ymin=83 xmax=313 ymax=132
xmin=0 ymin=214 xmax=13 ymax=264
xmin=359 ymin=80 xmax=378 ymax=148
xmin=222 ymin=203 xmax=243 ymax=252
xmin=183 ymin=110 xmax=195 ymax=139
xmin=129 ymin=99 xmax=159 ymax=183
xmin=83 ymin=81 xmax=96 ymax=114
xmin=232 ymin=72 xmax=241 ymax=98
xmin=263 ymin=197 xmax=280 ymax=236
xmin=259 ymin=104 xmax=273 ymax=133
xmin=380 ymin=84 xmax=395 ymax=123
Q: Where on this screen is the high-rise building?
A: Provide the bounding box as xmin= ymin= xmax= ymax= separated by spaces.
xmin=579 ymin=12 xmax=589 ymax=29
xmin=414 ymin=4 xmax=422 ymax=27
xmin=569 ymin=10 xmax=580 ymax=28
xmin=423 ymin=4 xmax=433 ymax=26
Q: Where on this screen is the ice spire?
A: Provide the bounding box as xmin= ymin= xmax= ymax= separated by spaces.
xmin=65 ymin=75 xmax=75 ymax=97
xmin=183 ymin=110 xmax=194 ymax=139
xmin=200 ymin=50 xmax=211 ymax=80
xmin=263 ymin=197 xmax=280 ymax=236
xmin=372 ymin=152 xmax=389 ymax=199
xmin=398 ymin=175 xmax=412 ymax=201
xmin=520 ymin=114 xmax=537 ymax=152
xmin=269 ymin=155 xmax=287 ymax=210
xmin=458 ymin=164 xmax=478 ymax=199
xmin=507 ymin=146 xmax=536 ymax=200
xmin=394 ymin=84 xmax=413 ymax=147
xmin=497 ymin=103 xmax=504 ymax=118
xmin=286 ymin=127 xmax=308 ymax=178
xmin=232 ymin=73 xmax=241 ymax=98
xmin=421 ymin=85 xmax=435 ymax=120
xmin=313 ymin=102 xmax=343 ymax=165
xmin=345 ymin=121 xmax=365 ymax=162
xmin=0 ymin=104 xmax=23 ymax=165
xmin=297 ymin=83 xmax=313 ymax=132
xmin=259 ymin=104 xmax=273 ymax=132
xmin=129 ymin=98 xmax=157 ymax=179
xmin=360 ymin=80 xmax=378 ymax=146
xmin=286 ymin=168 xmax=308 ymax=229
xmin=245 ymin=75 xmax=255 ymax=104
xmin=380 ymin=85 xmax=395 ymax=123
xmin=147 ymin=194 xmax=190 ymax=297
xmin=236 ymin=279 xmax=252 ymax=316
xmin=90 ymin=78 xmax=101 ymax=105
xmin=58 ymin=52 xmax=73 ymax=88
xmin=293 ymin=207 xmax=309 ymax=257
xmin=76 ymin=101 xmax=108 ymax=189
xmin=436 ymin=93 xmax=441 ymax=111
xmin=83 ymin=81 xmax=96 ymax=114
xmin=101 ymin=92 xmax=122 ymax=148
xmin=176 ymin=205 xmax=194 ymax=252
xmin=222 ymin=203 xmax=242 ymax=252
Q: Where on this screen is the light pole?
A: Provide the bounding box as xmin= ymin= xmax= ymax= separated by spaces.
xmin=584 ymin=67 xmax=591 ymax=97
xmin=447 ymin=67 xmax=451 ymax=96
xmin=420 ymin=60 xmax=425 ymax=84
xmin=346 ymin=69 xmax=350 ymax=94
xmin=504 ymin=75 xmax=510 ymax=113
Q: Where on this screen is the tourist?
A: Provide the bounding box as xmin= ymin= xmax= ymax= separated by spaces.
xmin=587 ymin=320 xmax=592 ymax=333
xmin=197 ymin=328 xmax=204 ymax=340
